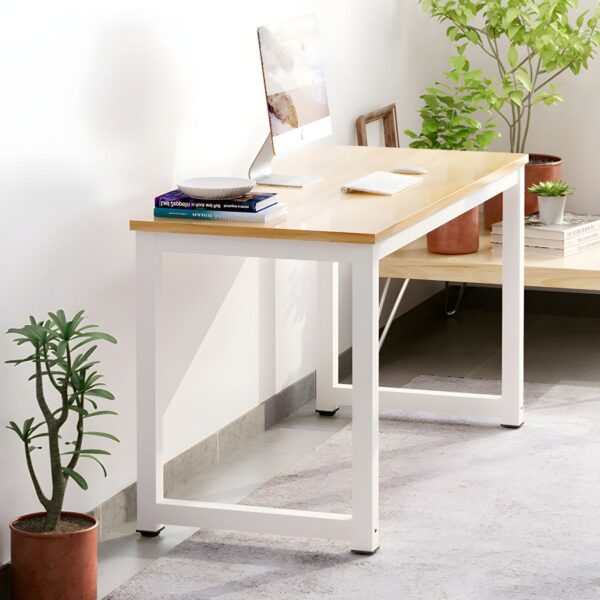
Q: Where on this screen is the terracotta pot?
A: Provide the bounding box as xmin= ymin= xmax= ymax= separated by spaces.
xmin=483 ymin=153 xmax=563 ymax=229
xmin=427 ymin=207 xmax=479 ymax=254
xmin=10 ymin=512 xmax=98 ymax=600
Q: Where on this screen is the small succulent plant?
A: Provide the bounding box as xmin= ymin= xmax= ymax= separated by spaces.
xmin=528 ymin=180 xmax=574 ymax=197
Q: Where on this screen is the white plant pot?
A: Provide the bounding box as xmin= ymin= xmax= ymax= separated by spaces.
xmin=538 ymin=195 xmax=567 ymax=225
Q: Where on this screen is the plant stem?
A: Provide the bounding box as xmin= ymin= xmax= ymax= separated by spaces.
xmin=34 ymin=348 xmax=67 ymax=532
xmin=55 ymin=345 xmax=72 ymax=427
xmin=66 ymin=393 xmax=85 ymax=473
xmin=34 ymin=352 xmax=56 ymax=425
xmin=44 ymin=422 xmax=67 ymax=532
xmin=24 ymin=444 xmax=49 ymax=510
xmin=520 ymin=57 xmax=542 ymax=153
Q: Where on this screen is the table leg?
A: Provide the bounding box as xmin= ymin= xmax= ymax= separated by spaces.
xmin=501 ymin=166 xmax=525 ymax=428
xmin=316 ymin=261 xmax=340 ymax=416
xmin=136 ymin=233 xmax=165 ymax=536
xmin=351 ymin=247 xmax=380 ymax=554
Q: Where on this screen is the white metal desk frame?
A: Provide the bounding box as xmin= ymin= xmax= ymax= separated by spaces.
xmin=136 ymin=166 xmax=525 ymax=554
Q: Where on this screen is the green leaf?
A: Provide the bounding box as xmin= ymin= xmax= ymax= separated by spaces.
xmin=508 ymin=45 xmax=518 ymax=68
xmin=475 ymin=130 xmax=499 ymax=149
xmin=86 ymin=388 xmax=115 ymax=400
xmin=78 ymin=332 xmax=117 ymax=344
xmin=6 ymin=354 xmax=36 ymax=366
xmin=86 ymin=398 xmax=99 ymax=410
xmin=508 ymin=90 xmax=523 ymax=106
xmin=48 ymin=311 xmax=68 ymax=337
xmin=515 ymin=69 xmax=532 ymax=92
xmin=72 ymin=346 xmax=97 ymax=370
xmin=67 ymin=310 xmax=86 ymax=338
xmin=22 ymin=417 xmax=34 ymax=437
xmin=577 ymin=10 xmax=589 ymax=28
xmin=63 ymin=448 xmax=112 ymax=456
xmin=84 ymin=431 xmax=120 ymax=443
xmin=83 ymin=410 xmax=118 ymax=419
xmin=465 ymin=29 xmax=480 ymax=45
xmin=423 ymin=119 xmax=440 ymax=134
xmin=506 ymin=7 xmax=519 ymax=24
xmin=29 ymin=432 xmax=54 ymax=441
xmin=450 ymin=55 xmax=468 ymax=72
xmin=79 ymin=454 xmax=107 ymax=477
xmin=63 ymin=467 xmax=88 ymax=490
xmin=29 ymin=421 xmax=48 ymax=435
xmin=7 ymin=422 xmax=25 ymax=442
xmin=446 ymin=25 xmax=459 ymax=41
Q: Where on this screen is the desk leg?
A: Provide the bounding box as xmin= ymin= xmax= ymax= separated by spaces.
xmin=136 ymin=233 xmax=164 ymax=536
xmin=316 ymin=262 xmax=340 ymax=416
xmin=351 ymin=248 xmax=380 ymax=554
xmin=501 ymin=166 xmax=525 ymax=428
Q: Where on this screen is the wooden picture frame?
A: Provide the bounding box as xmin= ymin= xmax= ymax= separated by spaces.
xmin=355 ymin=104 xmax=399 ymax=148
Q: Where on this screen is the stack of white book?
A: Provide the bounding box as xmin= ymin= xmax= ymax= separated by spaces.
xmin=491 ymin=213 xmax=600 ymax=257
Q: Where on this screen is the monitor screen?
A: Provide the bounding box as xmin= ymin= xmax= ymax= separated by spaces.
xmin=257 ymin=14 xmax=332 ymax=155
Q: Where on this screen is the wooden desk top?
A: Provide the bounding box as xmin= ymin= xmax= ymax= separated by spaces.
xmin=130 ymin=145 xmax=527 ymax=244
xmin=380 ymin=233 xmax=600 ymax=291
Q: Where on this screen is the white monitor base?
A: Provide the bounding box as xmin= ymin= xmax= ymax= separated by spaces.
xmin=255 ymin=173 xmax=322 ymax=188
xmin=249 ymin=134 xmax=321 ymax=188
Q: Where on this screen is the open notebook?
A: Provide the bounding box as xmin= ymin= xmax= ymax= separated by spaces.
xmin=341 ymin=171 xmax=422 ymax=196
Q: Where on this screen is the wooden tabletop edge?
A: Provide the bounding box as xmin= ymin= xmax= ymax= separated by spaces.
xmin=129 ymin=219 xmax=377 ymax=244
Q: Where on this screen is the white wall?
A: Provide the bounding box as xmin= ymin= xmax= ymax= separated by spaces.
xmin=0 ymin=0 xmax=450 ymax=564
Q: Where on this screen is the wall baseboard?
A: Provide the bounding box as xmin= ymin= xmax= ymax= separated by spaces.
xmin=92 ymin=370 xmax=316 ymax=540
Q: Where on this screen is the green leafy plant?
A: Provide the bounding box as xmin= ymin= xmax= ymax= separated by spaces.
xmin=528 ymin=179 xmax=574 ymax=196
xmin=420 ymin=0 xmax=600 ymax=152
xmin=405 ymin=50 xmax=500 ymax=150
xmin=6 ymin=310 xmax=118 ymax=532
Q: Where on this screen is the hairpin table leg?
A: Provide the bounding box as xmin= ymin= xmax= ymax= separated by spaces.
xmin=444 ymin=281 xmax=467 ymax=317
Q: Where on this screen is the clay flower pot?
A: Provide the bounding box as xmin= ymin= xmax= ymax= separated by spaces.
xmin=427 ymin=207 xmax=479 ymax=254
xmin=483 ymin=153 xmax=563 ymax=229
xmin=10 ymin=512 xmax=98 ymax=600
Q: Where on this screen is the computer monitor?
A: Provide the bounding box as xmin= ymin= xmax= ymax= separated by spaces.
xmin=249 ymin=14 xmax=332 ymax=187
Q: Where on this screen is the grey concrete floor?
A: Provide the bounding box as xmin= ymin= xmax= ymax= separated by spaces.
xmin=98 ymin=303 xmax=600 ymax=598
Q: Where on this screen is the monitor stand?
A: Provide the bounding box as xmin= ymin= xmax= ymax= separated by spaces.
xmin=248 ymin=135 xmax=322 ymax=188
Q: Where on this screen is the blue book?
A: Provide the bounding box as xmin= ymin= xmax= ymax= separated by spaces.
xmin=154 ymin=204 xmax=286 ymax=223
xmin=155 ymin=190 xmax=277 ymax=213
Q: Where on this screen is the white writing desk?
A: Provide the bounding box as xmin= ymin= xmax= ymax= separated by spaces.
xmin=130 ymin=144 xmax=527 ymax=554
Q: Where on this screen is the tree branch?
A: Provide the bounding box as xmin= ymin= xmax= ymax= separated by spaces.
xmin=55 ymin=344 xmax=73 ymax=427
xmin=42 ymin=343 xmax=62 ymax=393
xmin=24 ymin=442 xmax=50 ymax=509
xmin=34 ymin=352 xmax=55 ymax=425
xmin=520 ymin=57 xmax=542 ymax=153
xmin=533 ymin=64 xmax=573 ymax=93
xmin=508 ymin=51 xmax=536 ymax=75
xmin=66 ymin=392 xmax=85 ymax=472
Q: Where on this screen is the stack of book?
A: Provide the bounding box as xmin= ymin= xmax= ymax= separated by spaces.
xmin=491 ymin=213 xmax=600 ymax=257
xmin=154 ymin=190 xmax=286 ymax=223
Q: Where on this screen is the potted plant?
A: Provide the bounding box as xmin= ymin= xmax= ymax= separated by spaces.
xmin=6 ymin=310 xmax=118 ymax=600
xmin=405 ymin=51 xmax=500 ymax=253
xmin=419 ymin=0 xmax=600 ymax=228
xmin=528 ymin=180 xmax=574 ymax=224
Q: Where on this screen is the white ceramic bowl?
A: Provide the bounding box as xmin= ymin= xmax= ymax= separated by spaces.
xmin=177 ymin=177 xmax=255 ymax=200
